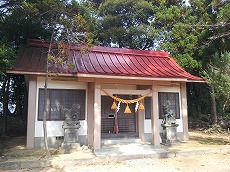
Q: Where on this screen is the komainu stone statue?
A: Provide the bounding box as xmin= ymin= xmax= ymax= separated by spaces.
xmin=162 ymin=101 xmax=176 ymax=125
xmin=161 ymin=101 xmax=179 ymax=146
xmin=59 ymin=103 xmax=81 ymax=154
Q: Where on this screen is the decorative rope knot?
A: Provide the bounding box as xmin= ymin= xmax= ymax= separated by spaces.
xmin=100 ymin=88 xmax=153 ymax=114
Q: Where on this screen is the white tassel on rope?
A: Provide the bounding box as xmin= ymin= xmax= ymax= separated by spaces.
xmin=116 ymin=101 xmax=121 ymax=112
xmin=135 ymin=101 xmax=139 ymax=112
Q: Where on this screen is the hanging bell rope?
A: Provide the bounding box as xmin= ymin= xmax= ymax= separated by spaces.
xmin=100 ymin=88 xmax=153 ymax=104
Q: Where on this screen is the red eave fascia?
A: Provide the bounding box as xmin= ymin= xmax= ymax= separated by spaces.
xmin=6 ymin=69 xmax=204 ymax=82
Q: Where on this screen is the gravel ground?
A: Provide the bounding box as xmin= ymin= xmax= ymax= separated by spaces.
xmin=1 ymin=131 xmax=230 ymax=172
xmin=2 ymin=152 xmax=230 ymax=172
xmin=159 ymin=152 xmax=230 ymax=172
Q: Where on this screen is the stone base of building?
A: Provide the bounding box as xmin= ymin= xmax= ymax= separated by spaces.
xmin=34 ymin=135 xmax=87 ymax=148
xmin=144 ymin=132 xmax=184 ymax=143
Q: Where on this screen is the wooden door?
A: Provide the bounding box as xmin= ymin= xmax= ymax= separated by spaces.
xmin=101 ymin=95 xmax=136 ymax=133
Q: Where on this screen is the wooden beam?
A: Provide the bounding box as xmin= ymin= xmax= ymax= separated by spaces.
xmin=95 ymin=78 xmax=153 ymax=85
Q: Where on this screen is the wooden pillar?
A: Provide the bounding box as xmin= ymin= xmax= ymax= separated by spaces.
xmin=93 ymin=82 xmax=101 ymax=149
xmin=87 ymin=82 xmax=94 ymax=147
xmin=26 ymin=75 xmax=37 ymax=149
xmin=181 ymin=82 xmax=189 ymax=141
xmin=138 ymin=108 xmax=145 ymax=142
xmin=151 ymin=84 xmax=160 ymax=146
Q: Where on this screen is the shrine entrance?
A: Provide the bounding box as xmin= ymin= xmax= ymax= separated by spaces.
xmin=101 ymin=95 xmax=137 ymax=137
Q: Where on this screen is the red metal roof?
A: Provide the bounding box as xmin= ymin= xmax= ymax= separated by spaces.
xmin=7 ymin=39 xmax=204 ymax=82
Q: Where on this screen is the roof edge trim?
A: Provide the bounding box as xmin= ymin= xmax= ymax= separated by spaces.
xmin=6 ymin=70 xmax=203 ymax=82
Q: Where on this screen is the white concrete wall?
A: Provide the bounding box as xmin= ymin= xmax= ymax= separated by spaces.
xmin=35 ymin=76 xmax=88 ymax=137
xmin=144 ymin=86 xmax=183 ymax=133
xmin=34 ymin=78 xmax=183 ymax=137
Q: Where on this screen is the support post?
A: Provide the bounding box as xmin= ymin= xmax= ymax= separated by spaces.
xmin=26 ymin=75 xmax=37 ymax=149
xmin=138 ymin=109 xmax=145 ymax=141
xmin=151 ymin=84 xmax=160 ymax=146
xmin=93 ymin=82 xmax=101 ymax=149
xmin=181 ymin=82 xmax=189 ymax=141
xmin=87 ymin=82 xmax=94 ymax=147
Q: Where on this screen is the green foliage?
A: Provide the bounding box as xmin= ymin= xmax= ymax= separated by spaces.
xmin=98 ymin=0 xmax=155 ymax=49
xmin=188 ymin=113 xmax=212 ymax=129
xmin=0 ymin=39 xmax=15 ymax=76
xmin=151 ymin=0 xmax=229 ymax=73
xmin=0 ymin=0 xmax=98 ymax=47
xmin=0 ymin=0 xmax=98 ymax=74
xmin=222 ymin=113 xmax=230 ymax=121
xmin=67 ymin=62 xmax=75 ymax=70
xmin=203 ymin=52 xmax=230 ymax=113
xmin=148 ymin=0 xmax=230 ymax=122
xmin=0 ymin=5 xmax=51 ymax=47
xmin=0 ymin=141 xmax=4 ymax=150
xmin=204 ymin=124 xmax=225 ymax=134
xmin=0 ymin=115 xmax=27 ymax=136
xmin=152 ymin=2 xmax=207 ymax=72
xmin=187 ymin=82 xmax=212 ymax=118
xmin=212 ymin=0 xmax=230 ymax=43
xmin=48 ymin=54 xmax=55 ymax=61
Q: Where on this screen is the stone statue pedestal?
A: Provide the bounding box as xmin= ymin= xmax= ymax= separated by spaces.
xmin=161 ymin=123 xmax=179 ymax=146
xmin=59 ymin=125 xmax=81 ymax=154
xmin=59 ymin=143 xmax=81 ymax=154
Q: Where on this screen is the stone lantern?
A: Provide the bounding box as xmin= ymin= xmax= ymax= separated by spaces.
xmin=59 ymin=103 xmax=81 ymax=154
xmin=161 ymin=101 xmax=179 ymax=145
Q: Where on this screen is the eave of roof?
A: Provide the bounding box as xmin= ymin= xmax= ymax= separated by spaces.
xmin=7 ymin=39 xmax=204 ymax=82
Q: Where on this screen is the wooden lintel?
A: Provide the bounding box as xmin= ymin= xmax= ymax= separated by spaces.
xmin=50 ymin=76 xmax=181 ymax=86
xmin=77 ymin=77 xmax=95 ymax=82
xmin=50 ymin=76 xmax=95 ymax=82
xmin=95 ymin=78 xmax=153 ymax=85
xmin=157 ymin=81 xmax=180 ymax=87
xmin=50 ymin=76 xmax=78 ymax=81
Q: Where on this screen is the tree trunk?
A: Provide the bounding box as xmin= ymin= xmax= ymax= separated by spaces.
xmin=42 ymin=40 xmax=53 ymax=159
xmin=22 ymin=85 xmax=28 ymax=121
xmin=15 ymin=92 xmax=22 ymax=116
xmin=2 ymin=75 xmax=10 ymax=136
xmin=210 ymin=86 xmax=217 ymax=124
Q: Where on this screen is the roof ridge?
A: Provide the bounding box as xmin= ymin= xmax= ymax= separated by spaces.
xmin=26 ymin=39 xmax=169 ymax=57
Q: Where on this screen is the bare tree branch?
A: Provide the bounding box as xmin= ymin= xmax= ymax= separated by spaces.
xmin=209 ymin=32 xmax=230 ymax=40
xmin=178 ymin=22 xmax=230 ymax=28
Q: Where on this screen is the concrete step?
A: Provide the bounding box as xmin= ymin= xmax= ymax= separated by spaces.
xmin=102 ymin=138 xmax=142 ymax=146
xmin=95 ymin=142 xmax=166 ymax=157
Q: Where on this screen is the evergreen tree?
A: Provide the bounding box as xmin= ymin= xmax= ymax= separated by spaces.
xmin=203 ymin=52 xmax=230 ymax=123
xmin=97 ymin=0 xmax=155 ymax=49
